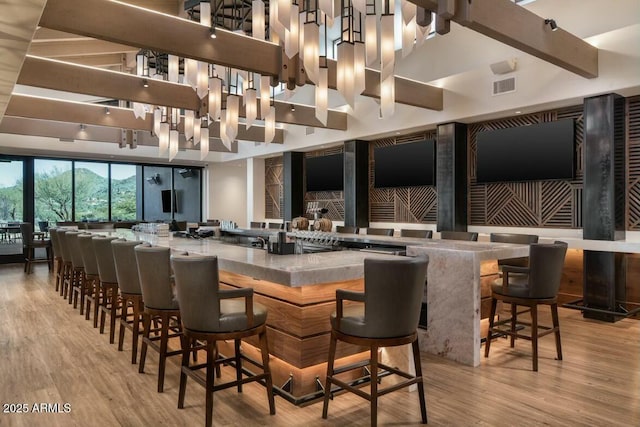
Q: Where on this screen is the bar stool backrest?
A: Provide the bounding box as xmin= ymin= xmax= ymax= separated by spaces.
xmin=366 ymin=228 xmax=394 ymax=236
xmin=78 ymin=234 xmax=99 ymax=276
xmin=92 ymin=236 xmax=119 ymax=283
xmin=66 ymin=231 xmax=88 ymax=269
xmin=19 ymin=222 xmax=34 ymax=246
xmin=49 ymin=228 xmax=61 ymax=258
xmin=400 ymin=229 xmax=432 ymax=238
xmin=134 ymin=245 xmax=175 ymax=310
xmin=112 ymin=239 xmax=143 ymax=295
xmin=490 ymin=233 xmax=539 ymax=269
xmin=336 ymin=226 xmax=359 ymax=234
xmin=526 ymin=242 xmax=568 ymax=299
xmin=440 ymin=231 xmax=478 ymax=241
xmin=57 ymin=230 xmax=73 ymax=263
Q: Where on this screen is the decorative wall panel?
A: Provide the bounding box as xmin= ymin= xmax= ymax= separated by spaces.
xmin=469 ymin=107 xmax=584 ymax=228
xmin=627 ymin=96 xmax=640 ymax=230
xmin=264 ymin=156 xmax=283 ymax=219
xmin=369 ymin=131 xmax=438 ymax=224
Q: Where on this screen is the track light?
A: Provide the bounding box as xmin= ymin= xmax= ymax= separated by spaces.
xmin=544 ymin=18 xmax=558 ymax=31
xmin=142 ymin=78 xmax=149 ymax=88
xmin=104 ymin=107 xmax=110 ymax=115
xmin=290 ymin=104 xmax=295 ymax=112
xmin=209 ymin=26 xmax=216 ymax=39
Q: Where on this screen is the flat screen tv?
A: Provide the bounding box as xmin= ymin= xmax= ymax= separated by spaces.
xmin=161 ymin=189 xmax=177 ymax=213
xmin=476 ymin=119 xmax=575 ymax=183
xmin=374 ymin=139 xmax=436 ymax=188
xmin=306 ymin=153 xmax=344 ymax=192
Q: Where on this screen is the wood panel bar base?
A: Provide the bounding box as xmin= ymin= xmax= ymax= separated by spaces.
xmin=322 ymin=330 xmax=427 ymax=427
xmin=219 ymin=271 xmax=370 ymax=401
xmin=177 ymin=326 xmax=276 ymax=427
xmin=139 ymin=308 xmax=182 ymax=393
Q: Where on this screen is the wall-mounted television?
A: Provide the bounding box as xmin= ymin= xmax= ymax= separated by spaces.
xmin=306 ymin=153 xmax=344 ymax=192
xmin=476 ymin=119 xmax=575 ymax=183
xmin=161 ymin=189 xmax=177 ymax=213
xmin=374 ymin=139 xmax=436 ymax=188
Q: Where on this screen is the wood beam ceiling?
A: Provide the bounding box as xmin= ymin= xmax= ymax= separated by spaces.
xmin=5 ymin=94 xmax=284 ymax=143
xmin=17 ymin=56 xmax=346 ymax=130
xmin=37 ymin=0 xmax=444 ymax=111
xmin=0 ymin=116 xmax=238 ymax=153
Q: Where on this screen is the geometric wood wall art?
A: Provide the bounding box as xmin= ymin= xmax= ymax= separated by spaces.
xmin=369 ymin=131 xmax=438 ymax=224
xmin=627 ymin=96 xmax=640 ymax=230
xmin=469 ymin=105 xmax=584 ymax=228
xmin=265 ymin=156 xmax=283 ymax=219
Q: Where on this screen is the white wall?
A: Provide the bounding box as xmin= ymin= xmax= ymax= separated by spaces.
xmin=247 ymin=157 xmax=265 ymax=223
xmin=208 ymin=160 xmax=248 ymax=227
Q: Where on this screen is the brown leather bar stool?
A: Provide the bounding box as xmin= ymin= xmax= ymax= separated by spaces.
xmin=55 ymin=230 xmax=73 ymax=299
xmin=485 ymin=242 xmax=568 ymax=371
xmin=336 ymin=225 xmax=359 ymax=234
xmin=78 ymin=234 xmax=100 ymax=324
xmin=93 ymin=235 xmax=120 ymax=343
xmin=112 ymin=239 xmax=146 ymax=363
xmin=49 ymin=229 xmax=63 ymax=292
xmin=322 ymin=256 xmax=430 ymax=427
xmin=490 ymin=233 xmax=539 ymax=287
xmin=20 ymin=222 xmax=53 ymax=274
xmin=171 ymin=254 xmax=275 ymax=427
xmin=366 ymin=227 xmax=394 ymax=236
xmin=440 ymin=230 xmax=479 ymax=241
xmin=400 ymin=229 xmax=432 ymax=238
xmin=67 ymin=231 xmax=91 ymax=312
xmin=135 ymin=245 xmax=183 ymax=393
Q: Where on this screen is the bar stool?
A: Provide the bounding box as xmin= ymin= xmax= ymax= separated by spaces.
xmin=93 ymin=235 xmax=120 ymax=343
xmin=134 ymin=245 xmax=183 ymax=393
xmin=171 ymin=254 xmax=276 ymax=427
xmin=112 ymin=239 xmax=145 ymax=364
xmin=440 ymin=230 xmax=478 ymax=241
xmin=78 ymin=234 xmax=100 ymax=324
xmin=61 ymin=231 xmax=81 ymax=304
xmin=322 ymin=256 xmax=430 ymax=427
xmin=490 ymin=233 xmax=539 ymax=287
xmin=400 ymin=229 xmax=432 ymax=238
xmin=485 ymin=242 xmax=567 ymax=371
xmin=56 ymin=230 xmax=74 ymax=299
xmin=250 ymin=221 xmax=266 ymax=229
xmin=67 ymin=231 xmax=90 ymax=312
xmin=336 ymin=225 xmax=359 ymax=234
xmin=49 ymin=229 xmax=63 ymax=292
xmin=20 ymin=222 xmax=53 ymax=274
xmin=366 ymin=228 xmax=394 ymax=236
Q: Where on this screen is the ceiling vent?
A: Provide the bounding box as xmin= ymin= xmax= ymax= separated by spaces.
xmin=492 ymin=77 xmax=516 ymax=96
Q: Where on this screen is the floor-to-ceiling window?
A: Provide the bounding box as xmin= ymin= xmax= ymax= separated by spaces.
xmin=34 ymin=159 xmax=73 ymax=224
xmin=74 ymin=161 xmax=109 ymax=222
xmin=111 ymin=164 xmax=137 ymax=221
xmin=0 ymin=159 xmax=24 ymax=258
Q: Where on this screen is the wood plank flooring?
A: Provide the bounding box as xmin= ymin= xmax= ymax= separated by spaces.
xmin=0 ymin=263 xmax=638 ymax=426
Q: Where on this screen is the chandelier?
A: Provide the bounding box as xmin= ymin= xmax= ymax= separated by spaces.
xmin=134 ymin=0 xmax=432 ymax=161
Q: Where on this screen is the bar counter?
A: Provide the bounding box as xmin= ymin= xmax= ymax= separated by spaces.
xmin=100 ymin=230 xmax=529 ymax=400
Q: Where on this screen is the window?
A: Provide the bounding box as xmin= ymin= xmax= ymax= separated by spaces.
xmin=34 ymin=159 xmax=72 ymax=224
xmin=0 ymin=160 xmax=23 ymax=223
xmin=111 ymin=164 xmax=138 ymax=221
xmin=75 ymin=161 xmax=109 ymax=222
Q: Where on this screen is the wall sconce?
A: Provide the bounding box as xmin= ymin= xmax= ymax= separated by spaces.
xmin=544 ymin=19 xmax=558 ymax=31
xmin=146 ymin=173 xmax=161 ymax=184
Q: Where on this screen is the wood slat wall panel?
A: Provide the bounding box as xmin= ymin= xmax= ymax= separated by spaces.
xmin=369 ymin=130 xmax=438 ymax=224
xmin=627 ymin=96 xmax=640 ymax=229
xmin=469 ymin=108 xmax=584 ymax=228
xmin=265 ymin=156 xmax=283 ymax=219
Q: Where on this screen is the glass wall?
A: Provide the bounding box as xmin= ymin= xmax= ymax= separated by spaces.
xmin=34 ymin=159 xmax=72 ymax=224
xmin=75 ymin=161 xmax=109 ymax=221
xmin=0 ymin=160 xmax=23 ymax=223
xmin=111 ymin=164 xmax=137 ymax=221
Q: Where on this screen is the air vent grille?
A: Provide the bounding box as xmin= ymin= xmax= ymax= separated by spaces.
xmin=493 ymin=77 xmax=516 ymax=95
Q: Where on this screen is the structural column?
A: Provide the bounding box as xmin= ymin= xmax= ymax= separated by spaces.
xmin=283 ymin=151 xmax=304 ymax=221
xmin=582 ymin=93 xmax=626 ymax=321
xmin=437 ymin=122 xmax=468 ymax=232
xmin=343 ymin=140 xmax=369 ymax=228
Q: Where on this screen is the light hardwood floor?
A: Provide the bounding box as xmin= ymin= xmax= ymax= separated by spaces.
xmin=0 ymin=263 xmax=638 ymax=426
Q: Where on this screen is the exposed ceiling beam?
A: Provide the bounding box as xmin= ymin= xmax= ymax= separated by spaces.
xmin=44 ymin=54 xmax=125 ymax=68
xmin=0 ymin=116 xmax=239 ymax=153
xmin=413 ymin=0 xmax=598 ymax=78
xmin=17 ymin=56 xmax=346 ymax=130
xmin=38 ymin=0 xmax=443 ymax=110
xmin=5 ymin=94 xmax=284 ymax=143
xmin=29 ymin=38 xmax=137 ymax=58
